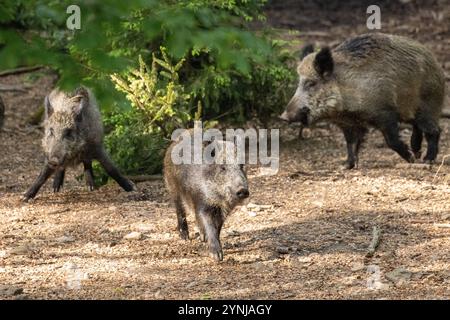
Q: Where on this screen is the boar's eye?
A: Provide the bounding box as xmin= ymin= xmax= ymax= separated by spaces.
xmin=63 ymin=129 xmax=74 ymax=140
xmin=304 ymin=80 xmax=317 ymax=89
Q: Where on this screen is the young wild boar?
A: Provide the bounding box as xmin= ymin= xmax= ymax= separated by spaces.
xmin=280 ymin=33 xmax=446 ymax=169
xmin=164 ymin=131 xmax=249 ymax=261
xmin=23 ymin=87 xmax=134 ymax=201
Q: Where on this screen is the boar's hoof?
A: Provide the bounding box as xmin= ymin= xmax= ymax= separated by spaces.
xmin=345 ymin=162 xmax=356 ymax=170
xmin=179 ymin=229 xmax=189 ymax=241
xmin=414 ymin=151 xmax=422 ymax=160
xmin=209 ymin=246 xmax=224 ymax=262
xmin=344 ymin=159 xmax=358 ymax=170
xmin=21 ymin=195 xmax=32 ymax=203
xmin=125 ymin=181 xmax=136 ymax=192
xmin=407 ymin=153 xmax=416 ymax=163
xmin=423 ymin=159 xmax=435 ymax=165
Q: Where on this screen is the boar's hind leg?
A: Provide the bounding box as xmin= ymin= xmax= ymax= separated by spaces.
xmin=175 ymin=196 xmax=189 ymax=240
xmin=195 ymin=212 xmax=207 ymax=242
xmin=415 ymin=114 xmax=440 ymax=163
xmin=411 ymin=124 xmax=423 ymax=160
xmin=378 ymin=115 xmax=415 ymax=163
xmin=198 ymin=207 xmax=224 ymax=262
xmin=95 ymin=147 xmax=135 ymax=192
xmin=342 ymin=126 xmax=366 ymax=169
xmin=53 ymin=169 xmax=65 ymax=192
xmin=23 ymin=165 xmax=55 ymax=201
xmin=83 ymin=161 xmax=95 ymax=191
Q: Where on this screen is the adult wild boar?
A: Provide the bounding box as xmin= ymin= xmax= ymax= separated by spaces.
xmin=23 ymin=87 xmax=134 ymax=201
xmin=280 ymin=33 xmax=446 ymax=169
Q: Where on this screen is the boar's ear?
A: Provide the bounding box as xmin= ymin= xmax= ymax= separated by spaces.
xmin=314 ymin=47 xmax=334 ymax=78
xmin=300 ymin=44 xmax=314 ymax=61
xmin=71 ymin=87 xmax=89 ymax=121
xmin=44 ymin=95 xmax=53 ymax=118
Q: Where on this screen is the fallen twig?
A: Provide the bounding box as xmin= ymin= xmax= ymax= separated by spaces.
xmin=434 ymin=223 xmax=450 ymax=229
xmin=0 ymin=84 xmax=31 ymax=92
xmin=127 ymin=174 xmax=163 ymax=182
xmin=432 ymin=154 xmax=450 ymax=184
xmin=48 ymin=208 xmax=70 ymax=215
xmin=366 ymin=226 xmax=381 ymax=258
xmin=300 ymin=31 xmax=330 ymax=37
xmin=0 ymin=65 xmax=44 ymax=77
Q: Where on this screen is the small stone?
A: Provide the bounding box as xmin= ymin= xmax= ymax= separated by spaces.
xmin=351 ymin=262 xmax=365 ymax=272
xmin=0 ymin=285 xmax=23 ymax=296
xmin=386 ymin=268 xmax=412 ymax=283
xmin=276 ymin=246 xmax=289 ymax=254
xmin=123 ymin=232 xmax=143 ymax=240
xmin=109 ymin=241 xmax=118 ymax=247
xmin=298 ymin=256 xmax=313 ymax=264
xmin=56 ymin=235 xmax=75 ymax=243
xmin=248 ymin=211 xmax=257 ymax=217
xmin=253 ymin=262 xmax=264 ymax=271
xmin=257 ymin=167 xmax=278 ymax=177
xmin=9 ymin=244 xmax=32 ymax=255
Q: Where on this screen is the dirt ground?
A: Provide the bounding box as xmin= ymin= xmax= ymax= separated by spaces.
xmin=0 ymin=1 xmax=450 ymax=300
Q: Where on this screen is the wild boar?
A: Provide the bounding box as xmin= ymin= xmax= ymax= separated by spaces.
xmin=280 ymin=33 xmax=446 ymax=169
xmin=23 ymin=87 xmax=134 ymax=201
xmin=164 ymin=130 xmax=249 ymax=261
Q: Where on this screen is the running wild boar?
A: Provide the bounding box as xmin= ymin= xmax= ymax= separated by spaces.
xmin=23 ymin=87 xmax=134 ymax=201
xmin=164 ymin=131 xmax=249 ymax=261
xmin=280 ymin=33 xmax=446 ymax=169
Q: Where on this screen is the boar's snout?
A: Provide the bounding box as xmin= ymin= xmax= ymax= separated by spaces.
xmin=47 ymin=157 xmax=61 ymax=169
xmin=280 ymin=105 xmax=311 ymax=125
xmin=279 ymin=111 xmax=290 ymax=122
xmin=47 ymin=152 xmax=66 ymax=168
xmin=236 ymin=187 xmax=249 ymax=200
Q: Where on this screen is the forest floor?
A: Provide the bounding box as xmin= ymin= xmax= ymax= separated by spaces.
xmin=0 ymin=0 xmax=449 ymax=299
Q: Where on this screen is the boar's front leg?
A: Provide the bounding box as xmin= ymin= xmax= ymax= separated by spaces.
xmin=174 ymin=196 xmax=189 ymax=240
xmin=94 ymin=146 xmax=135 ymax=192
xmin=410 ymin=124 xmax=423 ymax=160
xmin=53 ymin=169 xmax=65 ymax=192
xmin=198 ymin=206 xmax=224 ymax=262
xmin=341 ymin=126 xmax=367 ymax=169
xmin=23 ymin=165 xmax=55 ymax=201
xmin=377 ymin=113 xmax=415 ymax=163
xmin=83 ymin=161 xmax=95 ymax=191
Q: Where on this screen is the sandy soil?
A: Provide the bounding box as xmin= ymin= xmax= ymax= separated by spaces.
xmin=0 ymin=1 xmax=449 ymax=300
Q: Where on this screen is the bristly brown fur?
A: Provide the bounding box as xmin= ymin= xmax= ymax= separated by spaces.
xmin=282 ymin=33 xmax=445 ymax=168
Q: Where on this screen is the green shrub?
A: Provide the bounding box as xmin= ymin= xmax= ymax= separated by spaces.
xmin=1 ymin=0 xmax=298 ymax=184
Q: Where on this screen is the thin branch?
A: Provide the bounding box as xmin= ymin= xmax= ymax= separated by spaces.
xmin=0 ymin=65 xmax=44 ymax=77
xmin=432 ymin=154 xmax=450 ymax=184
xmin=366 ymin=226 xmax=381 ymax=258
